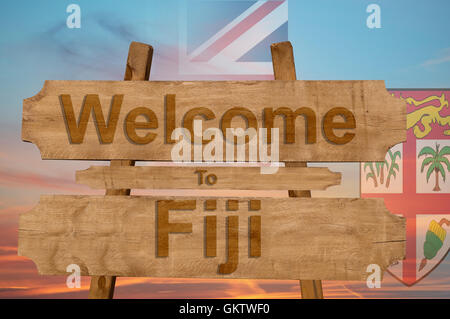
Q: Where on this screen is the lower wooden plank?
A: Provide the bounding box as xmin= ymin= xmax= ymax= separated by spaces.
xmin=19 ymin=196 xmax=405 ymax=281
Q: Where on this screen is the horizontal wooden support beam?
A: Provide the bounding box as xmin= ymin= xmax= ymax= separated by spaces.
xmin=19 ymin=195 xmax=405 ymax=281
xmin=76 ymin=166 xmax=341 ymax=190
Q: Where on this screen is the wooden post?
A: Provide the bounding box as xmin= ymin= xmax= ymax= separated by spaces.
xmin=88 ymin=41 xmax=153 ymax=299
xmin=271 ymin=41 xmax=324 ymax=299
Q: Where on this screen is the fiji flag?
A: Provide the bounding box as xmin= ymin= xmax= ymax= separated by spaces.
xmin=361 ymin=90 xmax=450 ymax=286
xmin=178 ymin=0 xmax=288 ymax=79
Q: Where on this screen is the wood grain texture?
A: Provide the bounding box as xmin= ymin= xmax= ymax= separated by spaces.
xmin=22 ymin=80 xmax=406 ymax=162
xmin=88 ymin=276 xmax=116 ymax=299
xmin=271 ymin=41 xmax=297 ymax=81
xmin=300 ymin=280 xmax=324 ymax=299
xmin=89 ymin=41 xmax=153 ymax=299
xmin=272 ymin=41 xmax=322 ymax=298
xmin=271 ymin=42 xmax=311 ymax=196
xmin=18 ymin=196 xmax=406 ymax=281
xmin=76 ymin=166 xmax=341 ymax=190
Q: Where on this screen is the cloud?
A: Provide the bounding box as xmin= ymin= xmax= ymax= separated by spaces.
xmin=0 ymin=287 xmax=31 ymax=293
xmin=422 ymin=48 xmax=450 ymax=67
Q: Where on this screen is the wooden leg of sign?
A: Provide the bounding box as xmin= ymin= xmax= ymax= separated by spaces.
xmin=88 ymin=42 xmax=153 ymax=299
xmin=271 ymin=41 xmax=324 ymax=299
xmin=88 ymin=275 xmax=117 ymax=299
xmin=299 ymin=279 xmax=324 ymax=299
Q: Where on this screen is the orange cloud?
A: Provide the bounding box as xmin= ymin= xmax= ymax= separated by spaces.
xmin=0 ymin=169 xmax=86 ymax=193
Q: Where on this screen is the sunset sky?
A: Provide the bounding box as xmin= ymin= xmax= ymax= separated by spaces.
xmin=1 ymin=0 xmax=449 ymax=298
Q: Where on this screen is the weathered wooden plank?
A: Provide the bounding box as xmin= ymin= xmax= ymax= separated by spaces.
xmin=271 ymin=40 xmax=323 ymax=298
xmin=22 ymin=80 xmax=406 ymax=162
xmin=18 ymin=196 xmax=406 ymax=281
xmin=76 ymin=166 xmax=341 ymax=190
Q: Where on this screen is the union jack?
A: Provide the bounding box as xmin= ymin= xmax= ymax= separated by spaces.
xmin=178 ymin=0 xmax=288 ymax=79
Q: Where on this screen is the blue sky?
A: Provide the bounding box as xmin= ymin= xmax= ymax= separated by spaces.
xmin=1 ymin=0 xmax=449 ymax=126
xmin=289 ymin=0 xmax=450 ymax=84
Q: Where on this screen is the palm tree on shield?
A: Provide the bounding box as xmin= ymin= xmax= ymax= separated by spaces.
xmin=418 ymin=143 xmax=450 ymax=192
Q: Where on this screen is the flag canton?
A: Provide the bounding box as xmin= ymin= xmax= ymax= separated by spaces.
xmin=179 ymin=0 xmax=288 ymax=78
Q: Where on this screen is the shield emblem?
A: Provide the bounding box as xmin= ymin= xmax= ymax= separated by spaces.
xmin=361 ymin=90 xmax=450 ymax=286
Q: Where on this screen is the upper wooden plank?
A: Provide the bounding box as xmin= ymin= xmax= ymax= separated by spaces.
xmin=18 ymin=195 xmax=405 ymax=281
xmin=22 ymin=80 xmax=406 ymax=161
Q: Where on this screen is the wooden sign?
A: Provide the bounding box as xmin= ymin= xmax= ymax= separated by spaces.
xmin=22 ymin=80 xmax=406 ymax=162
xmin=19 ymin=42 xmax=408 ymax=299
xmin=76 ymin=166 xmax=341 ymax=190
xmin=18 ymin=196 xmax=405 ymax=281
